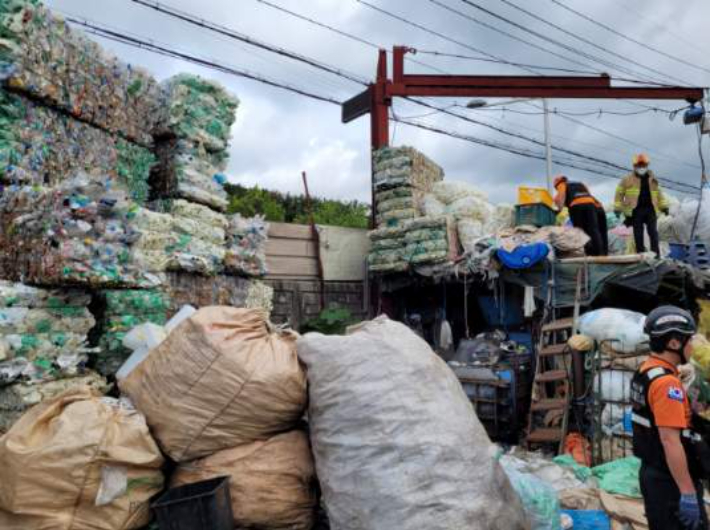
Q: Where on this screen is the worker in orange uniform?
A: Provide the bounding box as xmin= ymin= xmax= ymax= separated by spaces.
xmin=553 ymin=175 xmax=605 ymax=256
xmin=632 ymin=306 xmax=709 ymax=530
xmin=614 ymin=154 xmax=669 ymax=257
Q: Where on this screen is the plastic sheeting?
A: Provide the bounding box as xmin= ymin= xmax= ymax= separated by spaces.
xmin=297 ymin=316 xmax=528 ymax=530
xmin=0 ymin=89 xmax=156 ymax=198
xmin=671 ymin=187 xmax=710 ymax=245
xmin=0 ymin=1 xmax=162 ymax=146
xmin=405 ymin=216 xmax=453 ymax=264
xmin=225 ymin=214 xmax=269 ymax=277
xmin=579 ymin=309 xmax=648 ymax=354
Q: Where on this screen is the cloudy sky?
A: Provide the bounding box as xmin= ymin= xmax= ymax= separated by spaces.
xmin=46 ymin=0 xmax=710 ymax=206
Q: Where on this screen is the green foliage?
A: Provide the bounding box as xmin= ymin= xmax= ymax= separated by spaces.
xmin=226 ymin=185 xmax=286 ymax=222
xmin=300 ymin=307 xmax=357 ymax=335
xmin=225 ymin=183 xmax=369 ymax=228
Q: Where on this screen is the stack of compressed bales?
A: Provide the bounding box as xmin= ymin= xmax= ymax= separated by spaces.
xmin=131 ymin=199 xmax=227 ymax=275
xmin=404 ymin=216 xmax=457 ymax=265
xmin=93 ymin=289 xmax=170 ymax=376
xmin=151 ymin=74 xmax=239 ymax=211
xmin=224 ymin=214 xmax=269 ymax=277
xmin=0 ymin=0 xmax=162 ymax=146
xmin=0 ymin=280 xmax=105 ymax=432
xmin=0 ymin=89 xmax=155 ymax=202
xmin=0 ymin=175 xmax=161 ymax=287
xmin=372 ymin=146 xmax=443 ymax=228
xmin=368 ymin=226 xmax=408 ymax=273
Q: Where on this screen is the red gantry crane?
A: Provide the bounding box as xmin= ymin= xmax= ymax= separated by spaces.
xmin=343 ymin=46 xmax=705 ymax=150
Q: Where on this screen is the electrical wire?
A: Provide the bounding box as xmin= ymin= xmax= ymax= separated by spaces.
xmin=453 ymin=0 xmax=678 ymax=86
xmin=489 ymin=0 xmax=693 ymax=86
xmin=250 ymin=0 xmax=449 ymax=74
xmin=354 ymin=0 xmax=539 ymax=75
xmin=423 ymin=0 xmax=604 ymax=73
xmin=68 ymin=18 xmax=343 ymax=105
xmin=128 ymin=0 xmax=369 ymax=86
xmin=454 ymin=104 xmax=689 ymax=117
xmin=548 ymin=0 xmax=710 ymax=78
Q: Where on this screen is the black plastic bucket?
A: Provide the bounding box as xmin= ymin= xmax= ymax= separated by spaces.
xmin=152 ymin=476 xmax=233 ymax=530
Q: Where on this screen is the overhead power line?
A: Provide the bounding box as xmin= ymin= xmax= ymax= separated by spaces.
xmin=549 ymin=0 xmax=710 ymax=78
xmin=67 ymin=17 xmax=343 ymax=105
xmin=129 ymin=0 xmax=369 ymax=86
xmin=250 ymin=0 xmax=447 ymax=74
xmin=452 ymin=0 xmax=679 ymax=85
xmin=490 ymin=0 xmax=692 ymax=85
xmin=424 ymin=0 xmax=601 ymax=73
xmin=394 ymin=116 xmax=696 ymax=193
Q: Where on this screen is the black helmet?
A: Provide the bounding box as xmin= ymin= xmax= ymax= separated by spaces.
xmin=645 ymin=306 xmax=696 ymax=354
xmin=644 ymin=306 xmax=696 ymax=337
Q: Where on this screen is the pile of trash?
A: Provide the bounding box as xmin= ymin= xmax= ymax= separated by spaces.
xmin=0 ymin=0 xmax=162 ymax=146
xmin=224 ymin=214 xmax=269 ymax=277
xmin=120 ymin=307 xmax=316 ymax=529
xmin=93 ymin=289 xmax=170 ymax=377
xmin=0 ymin=175 xmax=160 ymax=287
xmin=298 ymin=316 xmax=528 ymax=528
xmin=373 ymin=146 xmax=443 ymax=228
xmin=0 ymin=89 xmax=156 ymax=199
xmin=130 ymin=199 xmax=228 ymax=275
xmin=0 ymin=281 xmax=105 ymax=432
xmin=0 ymin=388 xmax=164 ymax=528
xmin=150 ymin=74 xmax=238 ymax=211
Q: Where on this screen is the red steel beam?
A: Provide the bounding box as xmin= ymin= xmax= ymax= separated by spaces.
xmin=400 ymin=75 xmax=612 ymax=88
xmin=389 ymin=86 xmax=704 ymax=100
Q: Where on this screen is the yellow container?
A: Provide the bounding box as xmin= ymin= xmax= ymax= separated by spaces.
xmin=518 ymin=186 xmax=554 ymax=209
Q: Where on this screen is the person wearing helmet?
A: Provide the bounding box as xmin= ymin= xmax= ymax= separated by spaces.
xmin=553 ymin=175 xmax=605 ymax=256
xmin=632 ymin=306 xmax=708 ymax=530
xmin=614 ymin=154 xmax=670 ymax=257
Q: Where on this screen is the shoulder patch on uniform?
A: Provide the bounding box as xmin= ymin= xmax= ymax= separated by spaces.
xmin=646 ymin=367 xmax=667 ymax=380
xmin=667 ymin=386 xmax=684 ymax=401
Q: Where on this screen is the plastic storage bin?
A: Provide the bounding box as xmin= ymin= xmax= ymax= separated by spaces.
xmin=518 ymin=186 xmax=554 ymax=209
xmin=515 ymin=204 xmax=557 ymax=227
xmin=152 ymin=476 xmax=233 ymax=530
xmin=668 ymin=242 xmax=689 ymax=261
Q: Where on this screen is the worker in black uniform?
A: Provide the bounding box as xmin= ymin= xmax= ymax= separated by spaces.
xmin=631 ymin=306 xmax=709 ymax=530
xmin=553 ymin=175 xmax=605 ymax=256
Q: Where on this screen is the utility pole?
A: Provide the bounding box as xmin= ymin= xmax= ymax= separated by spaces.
xmin=543 ymin=99 xmax=553 ymax=192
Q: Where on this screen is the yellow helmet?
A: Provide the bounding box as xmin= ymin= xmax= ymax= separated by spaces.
xmin=632 ymin=153 xmax=650 ymax=166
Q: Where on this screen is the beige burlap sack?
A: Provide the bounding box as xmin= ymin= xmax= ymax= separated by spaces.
xmin=0 ymin=387 xmax=164 ymax=530
xmin=119 ymin=307 xmax=307 ymax=461
xmin=172 ymin=430 xmax=316 ymax=529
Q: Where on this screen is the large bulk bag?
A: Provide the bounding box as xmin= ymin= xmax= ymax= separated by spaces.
xmin=297 ymin=316 xmax=529 ymax=530
xmin=0 ymin=387 xmax=164 ymax=530
xmin=119 ymin=307 xmax=306 ymax=461
xmin=172 ymin=430 xmax=316 ymax=529
xmin=578 ymin=308 xmax=648 ymax=354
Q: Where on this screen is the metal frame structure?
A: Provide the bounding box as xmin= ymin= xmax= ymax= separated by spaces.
xmin=343 ymin=46 xmax=705 ymax=150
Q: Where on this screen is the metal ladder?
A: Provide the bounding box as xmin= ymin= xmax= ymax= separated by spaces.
xmin=525 ymin=267 xmax=584 ymax=451
xmin=525 ymin=317 xmax=574 ymax=451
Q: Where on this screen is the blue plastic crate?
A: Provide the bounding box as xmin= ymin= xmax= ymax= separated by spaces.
xmin=515 ymin=203 xmax=557 ymax=227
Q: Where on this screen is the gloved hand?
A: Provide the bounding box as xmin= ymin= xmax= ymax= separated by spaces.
xmin=679 ymin=493 xmax=702 ymax=529
xmin=623 ymin=216 xmax=633 ymax=227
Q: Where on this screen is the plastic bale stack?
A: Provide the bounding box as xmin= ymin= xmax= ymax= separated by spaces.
xmin=93 ymin=289 xmax=170 ymax=377
xmin=372 ymin=146 xmax=444 ymax=228
xmin=0 ymin=89 xmax=155 ymax=201
xmin=404 ymin=216 xmax=458 ymax=265
xmin=151 ymin=74 xmax=239 ymax=211
xmin=0 ymin=0 xmax=162 ymax=147
xmin=0 ymin=280 xmax=104 ymax=432
xmin=368 ymin=226 xmax=408 ymax=273
xmin=0 ymin=176 xmax=161 ymax=288
xmin=224 ymin=214 xmax=269 ymax=277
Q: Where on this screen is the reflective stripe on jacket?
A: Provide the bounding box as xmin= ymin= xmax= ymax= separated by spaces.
xmin=614 ymin=171 xmax=669 ymax=216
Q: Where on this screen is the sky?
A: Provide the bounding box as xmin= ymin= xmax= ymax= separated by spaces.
xmin=45 ymin=0 xmax=710 ymax=206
